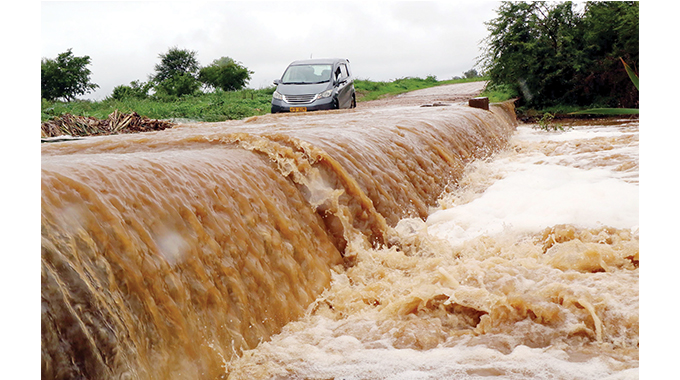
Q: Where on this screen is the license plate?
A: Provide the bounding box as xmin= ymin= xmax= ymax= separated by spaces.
xmin=289 ymin=107 xmax=307 ymax=112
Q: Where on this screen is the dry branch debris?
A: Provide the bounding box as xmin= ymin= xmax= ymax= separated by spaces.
xmin=41 ymin=111 xmax=175 ymax=138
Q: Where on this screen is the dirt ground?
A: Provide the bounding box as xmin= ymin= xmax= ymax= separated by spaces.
xmin=357 ymin=81 xmax=489 ymax=109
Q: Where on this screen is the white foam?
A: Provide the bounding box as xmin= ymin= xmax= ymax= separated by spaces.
xmin=427 ymin=124 xmax=639 ymax=246
xmin=237 ymin=322 xmax=634 ymax=380
xmin=227 ymin=122 xmax=640 ymax=379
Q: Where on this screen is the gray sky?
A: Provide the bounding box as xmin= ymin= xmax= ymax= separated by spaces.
xmin=41 ymin=1 xmax=500 ymax=100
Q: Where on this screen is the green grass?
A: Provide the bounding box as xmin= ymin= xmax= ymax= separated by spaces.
xmin=478 ymin=83 xmax=517 ymax=103
xmin=41 ymin=87 xmax=276 ymax=123
xmin=41 ymin=77 xmax=491 ymax=123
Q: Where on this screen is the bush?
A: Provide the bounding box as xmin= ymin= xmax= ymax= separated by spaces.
xmin=153 ymin=74 xmax=202 ymax=100
xmin=110 ymin=80 xmax=152 ymax=100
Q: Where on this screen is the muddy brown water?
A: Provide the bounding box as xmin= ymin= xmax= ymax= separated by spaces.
xmin=41 ymin=82 xmax=638 ymax=379
xmin=42 ymin=82 xmax=515 ymax=379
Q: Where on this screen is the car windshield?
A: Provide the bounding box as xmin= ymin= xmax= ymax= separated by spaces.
xmin=281 ymin=64 xmax=333 ymax=84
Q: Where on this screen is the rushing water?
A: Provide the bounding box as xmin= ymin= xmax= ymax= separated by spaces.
xmin=41 ymin=102 xmax=638 ymax=379
xmin=225 ymin=119 xmax=639 ymax=380
xmin=42 ymin=102 xmax=516 ymax=379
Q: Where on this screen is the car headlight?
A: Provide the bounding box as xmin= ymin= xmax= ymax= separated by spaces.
xmin=272 ymin=91 xmax=284 ymax=100
xmin=318 ymin=89 xmax=333 ymax=99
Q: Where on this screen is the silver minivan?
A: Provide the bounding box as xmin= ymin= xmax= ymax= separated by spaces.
xmin=271 ymin=58 xmax=356 ymax=113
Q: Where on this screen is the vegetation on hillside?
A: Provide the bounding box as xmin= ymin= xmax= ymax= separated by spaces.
xmin=41 ymin=76 xmax=487 ymax=124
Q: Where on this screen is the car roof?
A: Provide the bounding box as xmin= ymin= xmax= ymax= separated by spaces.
xmin=289 ymin=58 xmax=349 ymax=66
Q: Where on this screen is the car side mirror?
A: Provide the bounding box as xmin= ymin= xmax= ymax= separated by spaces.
xmin=273 ymin=79 xmax=280 ymax=85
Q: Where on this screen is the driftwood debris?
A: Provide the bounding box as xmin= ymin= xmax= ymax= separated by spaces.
xmin=41 ymin=110 xmax=175 ymax=138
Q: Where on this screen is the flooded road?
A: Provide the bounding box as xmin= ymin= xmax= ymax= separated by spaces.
xmin=225 ymin=119 xmax=639 ymax=380
xmin=357 ymin=81 xmax=489 ymax=109
xmin=41 ymin=82 xmax=637 ymax=379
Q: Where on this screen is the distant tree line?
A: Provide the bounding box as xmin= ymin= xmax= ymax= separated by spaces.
xmin=450 ymin=68 xmax=483 ymax=81
xmin=41 ymin=46 xmax=253 ymax=102
xmin=479 ymin=1 xmax=638 ymax=109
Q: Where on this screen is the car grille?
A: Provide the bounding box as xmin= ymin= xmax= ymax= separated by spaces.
xmin=283 ymin=94 xmax=317 ymax=104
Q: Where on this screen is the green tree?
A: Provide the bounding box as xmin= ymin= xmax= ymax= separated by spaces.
xmin=110 ymin=80 xmax=152 ymax=100
xmin=41 ymin=48 xmax=99 ymax=101
xmin=198 ymin=57 xmax=253 ymax=92
xmin=154 ymin=74 xmax=201 ymax=99
xmin=151 ymin=46 xmax=200 ymax=83
xmin=479 ymin=1 xmax=638 ymax=109
xmin=480 ymin=2 xmax=580 ymax=107
xmin=463 ymin=69 xmax=481 ymax=79
xmin=151 ymin=47 xmax=201 ymax=98
xmin=574 ymin=1 xmax=639 ymax=108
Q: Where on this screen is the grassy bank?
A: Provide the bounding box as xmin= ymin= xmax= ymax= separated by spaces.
xmin=41 ymin=88 xmax=276 ymax=123
xmin=41 ymin=77 xmax=491 ymax=123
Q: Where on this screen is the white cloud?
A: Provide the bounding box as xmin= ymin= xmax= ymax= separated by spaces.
xmin=41 ymin=1 xmax=500 ymax=100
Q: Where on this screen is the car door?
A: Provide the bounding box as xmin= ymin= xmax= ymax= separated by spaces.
xmin=334 ymin=63 xmax=352 ymax=108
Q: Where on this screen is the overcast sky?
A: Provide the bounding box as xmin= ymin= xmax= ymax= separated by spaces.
xmin=41 ymin=1 xmax=501 ymax=100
